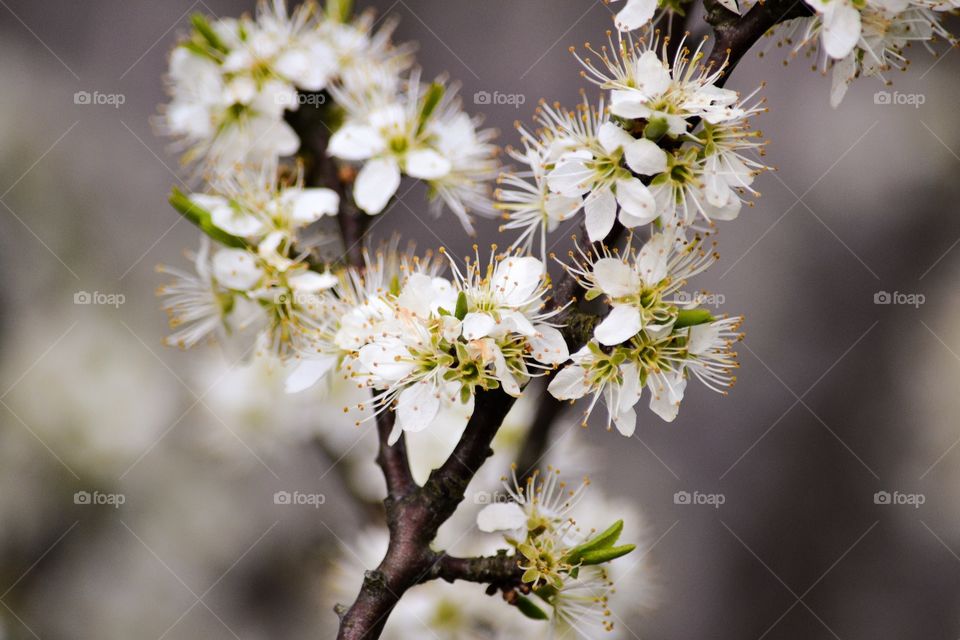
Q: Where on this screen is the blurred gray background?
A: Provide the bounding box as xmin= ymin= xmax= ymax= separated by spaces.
xmin=1 ymin=1 xmax=960 ymax=638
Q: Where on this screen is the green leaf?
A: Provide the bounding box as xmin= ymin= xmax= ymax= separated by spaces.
xmin=564 ymin=520 xmax=623 ymax=564
xmin=417 ymin=83 xmax=445 ymax=136
xmin=190 ymin=14 xmax=228 ymax=54
xmin=514 ymin=595 xmax=549 ymax=621
xmin=325 ymin=0 xmax=354 ymax=22
xmin=579 ymin=544 xmax=636 ymax=565
xmin=169 ymin=187 xmax=247 ymax=249
xmin=674 ymin=308 xmax=714 ymax=328
xmin=454 ymin=291 xmax=468 ymax=321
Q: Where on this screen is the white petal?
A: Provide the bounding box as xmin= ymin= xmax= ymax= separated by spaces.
xmin=636 ymin=232 xmax=671 ymax=285
xmin=717 ymin=0 xmax=741 ymax=13
xmin=593 ymin=257 xmax=640 ymax=297
xmin=544 ymin=194 xmax=582 ymax=224
xmin=358 ymin=338 xmax=414 ymax=382
xmin=613 ymin=405 xmax=638 ymax=437
xmin=547 ymin=158 xmax=592 ymax=197
xmin=822 ymin=1 xmax=861 ymax=59
xmin=528 ymin=325 xmax=569 ymax=365
xmin=615 ymin=0 xmax=658 ymax=31
xmin=609 ymin=91 xmax=654 ymax=120
xmin=354 ymin=158 xmax=401 ymax=214
xmin=615 ymin=178 xmax=658 ymax=225
xmin=584 ymin=188 xmax=617 ymax=243
xmin=594 ymin=305 xmax=643 ymax=346
xmin=212 ymin=249 xmax=263 ymax=290
xmin=288 ymin=270 xmax=338 ymax=292
xmin=598 ymin=121 xmax=634 ymax=154
xmin=688 ymin=322 xmax=721 ymax=355
xmin=500 ymin=310 xmax=536 ymax=337
xmin=405 ymin=148 xmax=452 ymax=180
xmin=291 ymin=188 xmax=340 ymax=224
xmin=396 ymin=381 xmax=441 ymax=436
xmin=462 ymin=312 xmax=497 ymax=340
xmin=635 ymin=51 xmax=673 ymax=96
xmin=624 ymin=138 xmax=668 ymax=176
xmin=285 ymin=356 xmax=337 ymax=393
xmin=648 ymin=372 xmax=687 ymax=422
xmin=548 ymin=364 xmax=590 ymax=400
xmin=492 ymin=348 xmax=522 ymax=396
xmin=328 ymin=123 xmax=384 ymax=161
xmin=492 ymin=256 xmax=545 ymax=307
xmin=210 ymin=205 xmax=265 ymax=237
xmin=830 ymin=53 xmax=857 ymax=108
xmin=477 ymin=502 xmax=526 ymax=533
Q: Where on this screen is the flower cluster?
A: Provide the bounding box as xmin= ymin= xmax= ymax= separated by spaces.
xmin=498 ymin=33 xmax=768 ymax=258
xmin=476 ymin=468 xmax=637 ymax=636
xmin=161 ymin=0 xmax=410 ymax=172
xmin=284 ymin=248 xmax=569 ymax=444
xmin=548 ymin=232 xmax=742 ymax=434
xmin=161 ymin=0 xmax=497 ymax=229
xmin=792 ymin=0 xmax=959 ymax=106
xmin=159 ymin=169 xmax=341 ymax=352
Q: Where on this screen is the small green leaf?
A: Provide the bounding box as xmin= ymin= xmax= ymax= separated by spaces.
xmin=454 ymin=291 xmax=468 ymax=321
xmin=674 ymin=308 xmax=714 ymax=328
xmin=190 ymin=14 xmax=228 ymax=54
xmin=169 ymin=187 xmax=247 ymax=249
xmin=325 ymin=0 xmax=354 ymax=23
xmin=514 ymin=595 xmax=549 ymax=621
xmin=579 ymin=544 xmax=636 ymax=565
xmin=417 ymin=83 xmax=445 ymax=136
xmin=564 ymin=520 xmax=623 ymax=564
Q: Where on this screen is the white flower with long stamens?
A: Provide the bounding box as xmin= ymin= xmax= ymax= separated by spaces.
xmin=477 ymin=467 xmax=589 ymax=536
xmin=549 ymin=311 xmax=742 ymax=434
xmin=157 ymin=237 xmax=266 ymax=349
xmin=548 ymin=565 xmax=616 ymax=638
xmin=190 ymin=165 xmax=340 ymax=242
xmin=332 ymin=250 xmax=569 ymax=443
xmin=563 ymin=232 xmax=716 ymax=345
xmin=497 ymin=146 xmax=582 ymax=261
xmin=329 ymin=72 xmax=498 ymax=226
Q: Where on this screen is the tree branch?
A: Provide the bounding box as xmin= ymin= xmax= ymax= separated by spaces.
xmin=703 ymin=0 xmax=812 ymax=79
xmin=425 ymin=551 xmax=524 ymax=587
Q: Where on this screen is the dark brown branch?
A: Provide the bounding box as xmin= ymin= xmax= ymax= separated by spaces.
xmin=425 ymin=551 xmax=524 ymax=587
xmin=704 ymin=0 xmax=812 ymax=81
xmin=337 ymin=389 xmax=517 ymax=639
